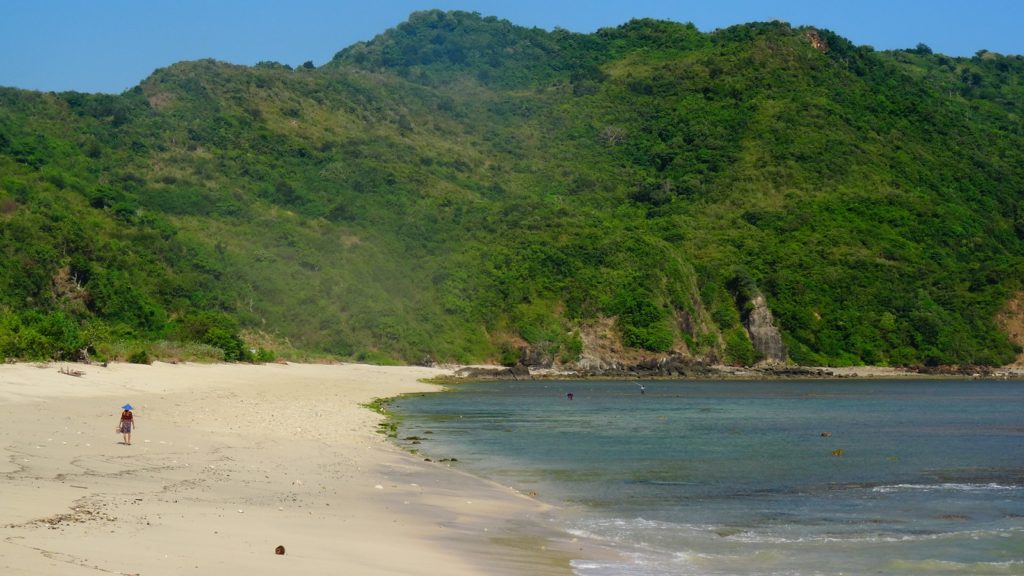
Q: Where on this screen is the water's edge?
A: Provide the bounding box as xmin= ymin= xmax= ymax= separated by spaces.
xmin=388 ymin=379 xmax=1024 ymax=576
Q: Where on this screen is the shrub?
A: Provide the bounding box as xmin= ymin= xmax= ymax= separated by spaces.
xmin=724 ymin=327 xmax=758 ymax=366
xmin=128 ymin=349 xmax=151 ymax=364
xmin=253 ymin=347 xmax=276 ymax=363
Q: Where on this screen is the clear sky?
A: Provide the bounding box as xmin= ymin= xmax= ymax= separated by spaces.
xmin=2 ymin=0 xmax=1021 ymax=94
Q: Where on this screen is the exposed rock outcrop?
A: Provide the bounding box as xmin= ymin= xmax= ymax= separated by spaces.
xmin=455 ymin=356 xmax=844 ymax=380
xmin=995 ymin=291 xmax=1024 ymax=365
xmin=518 ymin=346 xmax=553 ymax=368
xmin=575 ymin=353 xmax=710 ymax=378
xmin=805 ymin=29 xmax=828 ymax=52
xmin=455 ymin=365 xmax=532 ymax=379
xmin=744 ymin=293 xmax=787 ymax=364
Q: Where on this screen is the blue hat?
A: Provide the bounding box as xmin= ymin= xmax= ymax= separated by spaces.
xmin=122 ymin=404 xmax=133 ymax=410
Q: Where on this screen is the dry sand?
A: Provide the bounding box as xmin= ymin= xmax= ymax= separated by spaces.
xmin=0 ymin=362 xmax=584 ymax=575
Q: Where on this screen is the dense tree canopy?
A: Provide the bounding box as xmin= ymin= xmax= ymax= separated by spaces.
xmin=2 ymin=11 xmax=1023 ymax=366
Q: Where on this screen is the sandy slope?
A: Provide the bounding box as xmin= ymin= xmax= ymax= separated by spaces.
xmin=0 ymin=362 xmax=579 ymax=575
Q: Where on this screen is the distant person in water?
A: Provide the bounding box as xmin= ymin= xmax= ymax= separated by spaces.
xmin=118 ymin=404 xmax=135 ymax=445
xmin=640 ymin=384 xmax=646 ymax=395
xmin=567 ymin=392 xmax=574 ymax=400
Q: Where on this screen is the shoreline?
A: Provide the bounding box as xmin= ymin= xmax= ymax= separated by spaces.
xmin=4 ymin=360 xmax=1016 ymax=574
xmin=448 ymin=362 xmax=1024 ymax=381
xmin=0 ymin=362 xmax=591 ymax=576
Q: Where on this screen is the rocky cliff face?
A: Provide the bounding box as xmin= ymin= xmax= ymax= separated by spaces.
xmin=512 ymin=288 xmax=786 ymax=372
xmin=995 ymin=291 xmax=1024 ymax=365
xmin=745 ymin=294 xmax=787 ymax=364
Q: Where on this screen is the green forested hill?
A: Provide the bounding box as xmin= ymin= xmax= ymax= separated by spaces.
xmin=3 ymin=10 xmax=1024 ymax=367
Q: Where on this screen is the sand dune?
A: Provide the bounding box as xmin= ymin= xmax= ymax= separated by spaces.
xmin=0 ymin=362 xmax=578 ymax=575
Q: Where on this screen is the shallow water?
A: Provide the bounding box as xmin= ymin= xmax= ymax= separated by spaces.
xmin=390 ymin=380 xmax=1024 ymax=575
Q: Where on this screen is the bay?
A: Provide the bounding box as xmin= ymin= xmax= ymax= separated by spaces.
xmin=390 ymin=379 xmax=1024 ymax=575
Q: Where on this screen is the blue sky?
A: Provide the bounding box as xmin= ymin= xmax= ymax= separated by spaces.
xmin=2 ymin=0 xmax=1020 ymax=94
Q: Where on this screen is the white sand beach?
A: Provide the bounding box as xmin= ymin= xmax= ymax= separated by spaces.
xmin=0 ymin=362 xmax=581 ymax=575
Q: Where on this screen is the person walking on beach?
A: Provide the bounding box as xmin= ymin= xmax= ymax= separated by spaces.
xmin=118 ymin=404 xmax=135 ymax=445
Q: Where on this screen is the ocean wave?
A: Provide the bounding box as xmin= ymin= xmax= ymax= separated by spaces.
xmin=872 ymin=482 xmax=1021 ymax=493
xmin=569 ymin=515 xmax=1024 ymax=544
xmin=886 ymin=558 xmax=1024 ymax=575
xmin=567 ymin=517 xmax=1023 ymax=575
xmin=721 ymin=527 xmax=1023 ymax=545
xmin=565 ymin=517 xmax=699 ymax=545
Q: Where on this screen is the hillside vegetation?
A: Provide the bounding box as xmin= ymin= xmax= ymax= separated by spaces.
xmin=2 ymin=10 xmax=1024 ymax=367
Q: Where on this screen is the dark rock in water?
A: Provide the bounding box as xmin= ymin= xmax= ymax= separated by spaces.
xmin=275 ymin=545 xmax=286 ymax=555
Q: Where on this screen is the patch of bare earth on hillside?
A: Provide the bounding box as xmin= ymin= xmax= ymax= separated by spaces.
xmin=145 ymin=90 xmax=175 ymax=110
xmin=577 ymin=317 xmax=689 ymax=370
xmin=995 ymin=291 xmax=1024 ymax=365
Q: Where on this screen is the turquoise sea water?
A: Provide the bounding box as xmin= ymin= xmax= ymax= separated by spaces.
xmin=390 ymin=380 xmax=1024 ymax=575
